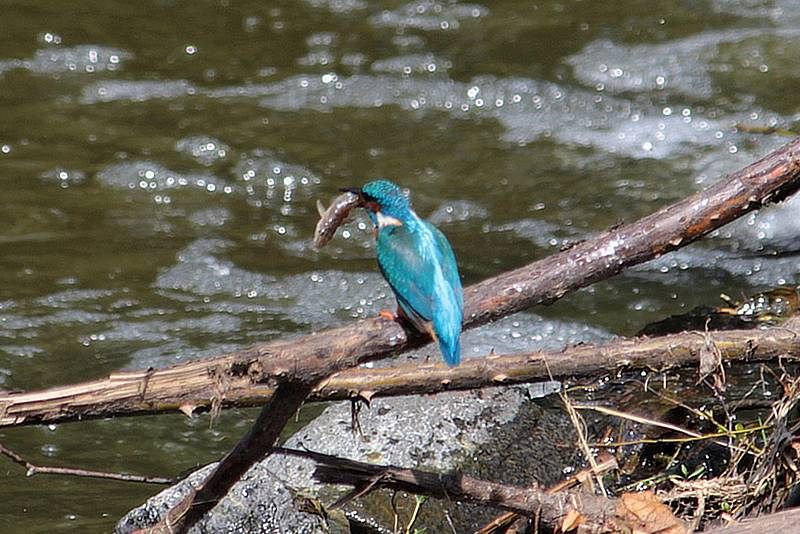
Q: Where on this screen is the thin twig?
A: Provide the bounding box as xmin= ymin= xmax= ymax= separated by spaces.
xmin=562 ymin=393 xmax=605 ymax=494
xmin=0 ymin=442 xmax=173 ymax=484
xmin=641 ymin=378 xmax=762 ymax=454
xmin=573 ymin=404 xmax=705 ymax=438
xmin=405 ymin=495 xmax=427 ymax=534
xmin=592 ymin=423 xmax=771 ymax=448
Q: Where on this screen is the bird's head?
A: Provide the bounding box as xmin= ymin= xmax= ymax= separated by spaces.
xmin=342 ymin=180 xmax=412 ymax=227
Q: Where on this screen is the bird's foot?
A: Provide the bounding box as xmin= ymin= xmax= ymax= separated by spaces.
xmin=378 ymin=309 xmax=398 ymax=321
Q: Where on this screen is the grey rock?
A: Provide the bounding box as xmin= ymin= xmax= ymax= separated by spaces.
xmin=116 ymin=463 xmax=332 ymax=534
xmin=117 ymin=387 xmax=578 ymax=533
xmin=119 ymin=316 xmax=609 ymax=532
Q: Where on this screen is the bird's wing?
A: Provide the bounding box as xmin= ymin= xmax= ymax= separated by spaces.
xmin=425 ymin=221 xmax=463 ymax=310
xmin=375 ymin=224 xmax=437 ymax=322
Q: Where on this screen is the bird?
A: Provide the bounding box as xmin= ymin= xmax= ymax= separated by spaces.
xmin=342 ymin=180 xmax=464 ymax=366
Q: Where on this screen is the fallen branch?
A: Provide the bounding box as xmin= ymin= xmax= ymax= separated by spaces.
xmin=2 ymin=139 xmax=799 ymax=429
xmin=4 ymin=319 xmax=800 ymax=428
xmin=276 ymin=447 xmax=617 ymax=531
xmin=0 ymin=442 xmax=172 ymax=485
xmin=475 ymin=452 xmax=618 ymax=534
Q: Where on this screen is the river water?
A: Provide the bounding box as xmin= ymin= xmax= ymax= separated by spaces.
xmin=1 ymin=0 xmax=799 ymax=532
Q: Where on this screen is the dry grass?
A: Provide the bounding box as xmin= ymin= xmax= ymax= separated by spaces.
xmin=594 ymin=360 xmax=800 ymax=530
xmin=663 ymin=368 xmax=800 ymax=528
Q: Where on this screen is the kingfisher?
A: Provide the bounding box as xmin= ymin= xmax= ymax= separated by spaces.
xmin=342 ymin=180 xmax=464 ymax=366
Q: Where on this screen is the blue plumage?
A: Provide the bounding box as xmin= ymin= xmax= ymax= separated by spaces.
xmin=350 ymin=180 xmax=464 ymax=366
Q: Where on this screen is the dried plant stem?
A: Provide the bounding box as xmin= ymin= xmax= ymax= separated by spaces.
xmin=575 ymin=404 xmax=758 ymax=456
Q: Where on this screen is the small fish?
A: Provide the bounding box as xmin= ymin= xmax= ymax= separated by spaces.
xmin=313 ymin=191 xmax=361 ymax=248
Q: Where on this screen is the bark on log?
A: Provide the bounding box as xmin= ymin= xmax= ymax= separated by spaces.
xmin=2 ymin=138 xmax=800 ymax=429
xmin=475 ymin=452 xmax=618 ymax=534
xmin=311 ymin=320 xmax=800 ymax=399
xmin=4 ymin=321 xmax=800 ymax=428
xmin=277 ymin=447 xmax=617 ymax=530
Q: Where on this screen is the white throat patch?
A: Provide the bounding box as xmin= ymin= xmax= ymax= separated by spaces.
xmin=376 ymin=211 xmax=403 ymax=228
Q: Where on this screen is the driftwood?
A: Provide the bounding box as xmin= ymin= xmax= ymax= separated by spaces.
xmin=277 ymin=447 xmax=617 ymax=530
xmin=3 ymin=320 xmax=800 ymax=428
xmin=2 ymin=138 xmax=800 ymax=430
xmin=475 ymin=452 xmax=618 ymax=534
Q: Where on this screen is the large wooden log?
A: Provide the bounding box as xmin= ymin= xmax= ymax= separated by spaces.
xmin=4 ymin=321 xmax=800 ymax=428
xmin=2 ymin=138 xmax=800 ymax=429
xmin=0 ymin=320 xmax=800 ymax=426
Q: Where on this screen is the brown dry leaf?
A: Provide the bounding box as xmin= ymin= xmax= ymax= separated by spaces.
xmin=791 ymin=438 xmax=800 ymax=459
xmin=616 ymin=491 xmax=687 ymax=534
xmin=557 ymin=508 xmax=585 ymax=533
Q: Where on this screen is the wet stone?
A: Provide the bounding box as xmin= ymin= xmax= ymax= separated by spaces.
xmin=119 ymin=315 xmax=608 ymax=531
xmin=117 ymin=385 xmax=580 ymax=532
xmin=116 ymin=464 xmax=332 ymax=534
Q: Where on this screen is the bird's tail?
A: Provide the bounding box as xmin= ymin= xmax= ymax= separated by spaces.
xmin=430 ymin=262 xmax=463 ymax=366
xmin=432 ymin=310 xmax=462 ymax=366
xmin=438 ymin=335 xmax=461 ymax=366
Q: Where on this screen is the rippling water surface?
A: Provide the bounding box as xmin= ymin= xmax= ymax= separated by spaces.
xmin=1 ymin=0 xmax=799 ymax=531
